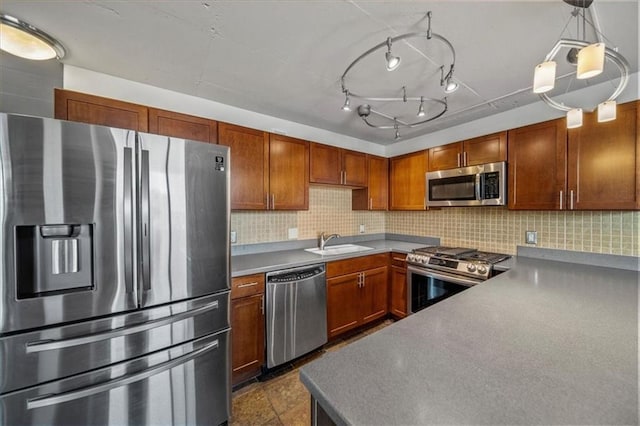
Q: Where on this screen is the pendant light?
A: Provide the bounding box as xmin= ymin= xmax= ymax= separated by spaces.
xmin=577 ymin=42 xmax=605 ymax=79
xmin=567 ymin=108 xmax=583 ymax=128
xmin=533 ymin=61 xmax=557 ymax=93
xmin=597 ymin=100 xmax=616 ymax=122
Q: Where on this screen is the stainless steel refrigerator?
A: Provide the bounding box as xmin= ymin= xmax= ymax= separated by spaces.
xmin=0 ymin=113 xmax=231 ymax=425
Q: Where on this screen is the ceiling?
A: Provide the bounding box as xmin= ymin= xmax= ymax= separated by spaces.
xmin=2 ymin=1 xmax=638 ymax=145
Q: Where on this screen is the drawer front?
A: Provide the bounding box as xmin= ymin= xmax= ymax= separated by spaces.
xmin=390 ymin=252 xmax=407 ymax=268
xmin=231 ymin=274 xmax=265 ymax=299
xmin=327 ymin=253 xmax=388 ymax=278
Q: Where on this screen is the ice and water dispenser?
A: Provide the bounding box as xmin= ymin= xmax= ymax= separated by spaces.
xmin=15 ymin=224 xmax=94 ymax=298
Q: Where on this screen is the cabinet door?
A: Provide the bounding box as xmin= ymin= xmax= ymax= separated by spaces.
xmin=218 ymin=123 xmax=269 ymax=210
xmin=327 ymin=273 xmax=361 ymax=339
xmin=231 ymin=293 xmax=265 ymax=385
xmin=463 ymin=132 xmax=507 ymax=166
xmin=269 ymin=134 xmax=309 ymax=210
xmin=310 ymin=143 xmax=341 ymax=184
xmin=508 ymin=119 xmax=567 ymax=210
xmin=429 ymin=142 xmax=462 ymax=171
xmin=360 ymin=266 xmax=388 ymax=324
xmin=352 ymin=155 xmax=388 ymax=210
xmin=389 ymin=267 xmax=407 ymax=319
xmin=568 ymin=101 xmax=639 ymax=210
xmin=54 ymin=88 xmax=148 ymax=132
xmin=148 ymin=108 xmax=217 ymax=144
xmin=390 ymin=151 xmax=428 ymax=210
xmin=343 ymin=150 xmax=368 ymax=187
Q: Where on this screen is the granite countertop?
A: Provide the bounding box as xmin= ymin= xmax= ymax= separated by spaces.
xmin=231 ymin=239 xmax=426 ymax=277
xmin=300 ymin=256 xmax=639 ymax=425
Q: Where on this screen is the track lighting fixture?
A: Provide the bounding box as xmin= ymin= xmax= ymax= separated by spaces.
xmin=532 ymin=0 xmax=628 ymax=128
xmin=341 ymin=91 xmax=351 ymax=111
xmin=340 ymin=11 xmax=457 ymax=140
xmin=0 ymin=14 xmax=65 ymax=60
xmin=385 ymin=37 xmax=401 ymax=72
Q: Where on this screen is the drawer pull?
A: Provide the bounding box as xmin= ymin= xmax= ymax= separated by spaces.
xmin=237 ymin=281 xmax=259 ymax=288
xmin=392 ymin=257 xmax=405 ymax=262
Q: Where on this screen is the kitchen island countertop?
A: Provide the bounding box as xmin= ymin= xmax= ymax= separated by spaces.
xmin=300 ymin=256 xmax=639 ymax=425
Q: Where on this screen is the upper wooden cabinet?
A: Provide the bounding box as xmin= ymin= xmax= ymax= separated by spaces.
xmin=508 ymin=119 xmax=567 ymax=210
xmin=269 ymin=134 xmax=310 ymax=210
xmin=310 ymin=143 xmax=367 ymax=187
xmin=429 ymin=132 xmax=507 ymax=171
xmin=353 ymin=155 xmax=388 ymax=211
xmin=389 ymin=150 xmax=428 ymax=210
xmin=509 ymin=101 xmax=639 ymax=211
xmin=54 ymin=88 xmax=149 ymax=132
xmin=567 ymin=101 xmax=639 ymax=210
xmin=218 ymin=123 xmax=269 ymax=210
xmin=148 ymin=108 xmax=217 ymax=143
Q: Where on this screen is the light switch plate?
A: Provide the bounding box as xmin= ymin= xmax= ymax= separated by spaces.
xmin=230 ymin=230 xmax=237 ymax=244
xmin=525 ymin=230 xmax=537 ymax=245
xmin=288 ymin=227 xmax=298 ymax=240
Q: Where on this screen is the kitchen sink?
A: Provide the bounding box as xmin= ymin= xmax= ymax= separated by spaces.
xmin=305 ymin=244 xmax=374 ymax=256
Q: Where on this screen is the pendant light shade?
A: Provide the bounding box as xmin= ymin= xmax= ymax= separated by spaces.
xmin=533 ymin=61 xmax=556 ymax=93
xmin=566 ymin=108 xmax=583 ymax=129
xmin=577 ymin=43 xmax=605 ymax=79
xmin=597 ymin=100 xmax=616 ymax=122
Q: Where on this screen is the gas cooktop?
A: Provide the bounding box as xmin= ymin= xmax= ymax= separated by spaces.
xmin=407 ymin=246 xmax=510 ymax=280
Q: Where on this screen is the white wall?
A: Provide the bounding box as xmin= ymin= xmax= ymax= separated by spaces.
xmin=64 ymin=65 xmax=639 ymax=158
xmin=63 ymin=65 xmax=385 ymax=156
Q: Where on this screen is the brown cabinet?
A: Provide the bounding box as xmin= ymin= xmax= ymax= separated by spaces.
xmin=352 ymin=155 xmax=388 ymax=210
xmin=231 ymin=274 xmax=265 ymax=385
xmin=309 ymin=143 xmax=367 ymax=187
xmin=429 ymin=132 xmax=507 ymax=171
xmin=54 ymin=88 xmax=149 ymax=132
xmin=509 ymin=102 xmax=639 ymax=211
xmin=389 ymin=150 xmax=428 ymax=210
xmin=218 ymin=124 xmax=309 ymax=210
xmin=508 ymin=119 xmax=567 ymax=210
xmin=218 ymin=123 xmax=270 ymax=210
xmin=567 ymin=101 xmax=639 ymax=210
xmin=326 ymin=254 xmax=388 ymax=339
xmin=389 ymin=253 xmax=407 ymax=319
xmin=148 ymin=108 xmax=217 ymax=143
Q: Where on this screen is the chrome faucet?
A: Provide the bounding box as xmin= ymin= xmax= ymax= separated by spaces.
xmin=319 ymin=232 xmax=340 ymax=250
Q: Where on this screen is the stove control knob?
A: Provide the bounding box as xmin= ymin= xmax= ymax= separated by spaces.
xmin=477 ymin=264 xmax=488 ymax=274
xmin=407 ymin=254 xmax=415 ymax=262
xmin=421 ymin=256 xmax=429 ymax=264
xmin=467 ymin=263 xmax=476 ymax=272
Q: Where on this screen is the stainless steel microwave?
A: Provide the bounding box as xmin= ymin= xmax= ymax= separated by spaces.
xmin=426 ymin=161 xmax=506 ymax=207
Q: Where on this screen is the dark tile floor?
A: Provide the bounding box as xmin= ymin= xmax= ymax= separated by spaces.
xmin=230 ymin=319 xmax=395 ymax=426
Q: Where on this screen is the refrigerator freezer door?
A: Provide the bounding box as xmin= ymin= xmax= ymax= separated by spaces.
xmin=1 ymin=329 xmax=231 ymax=426
xmin=0 ymin=114 xmax=138 ymax=334
xmin=0 ymin=291 xmax=229 ymax=394
xmin=136 ymin=134 xmax=230 ymax=308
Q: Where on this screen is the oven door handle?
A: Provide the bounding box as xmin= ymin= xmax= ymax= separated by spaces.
xmin=407 ymin=266 xmax=482 ymax=288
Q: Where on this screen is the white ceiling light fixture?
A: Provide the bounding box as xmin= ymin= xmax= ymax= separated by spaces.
xmin=0 ymin=14 xmax=65 ymax=60
xmin=532 ymin=0 xmax=629 ymax=128
xmin=340 ymin=11 xmax=457 ymax=139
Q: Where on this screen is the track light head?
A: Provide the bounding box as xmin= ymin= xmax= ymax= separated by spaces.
xmin=385 ymin=37 xmax=401 ymax=71
xmin=417 ymin=97 xmax=426 ymax=117
xmin=341 ymin=92 xmax=351 ymax=111
xmin=444 ymin=78 xmax=458 ymax=94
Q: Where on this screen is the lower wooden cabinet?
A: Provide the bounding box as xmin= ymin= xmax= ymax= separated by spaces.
xmin=389 ymin=253 xmax=408 ymax=319
xmin=326 ymin=254 xmax=388 ymax=339
xmin=231 ymin=274 xmax=265 ymax=385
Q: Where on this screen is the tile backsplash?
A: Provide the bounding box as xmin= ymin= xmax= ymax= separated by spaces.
xmin=231 ymin=186 xmax=639 ymax=256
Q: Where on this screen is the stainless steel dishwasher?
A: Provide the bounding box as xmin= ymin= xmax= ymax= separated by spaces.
xmin=265 ymin=264 xmax=327 ymax=368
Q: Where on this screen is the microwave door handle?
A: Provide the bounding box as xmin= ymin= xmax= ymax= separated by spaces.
xmin=475 ymin=173 xmax=482 ymax=201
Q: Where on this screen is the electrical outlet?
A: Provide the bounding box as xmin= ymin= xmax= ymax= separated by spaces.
xmin=230 ymin=230 xmax=237 ymax=244
xmin=359 ymin=224 xmax=365 ymax=234
xmin=525 ymin=230 xmax=537 ymax=245
xmin=288 ymin=227 xmax=298 ymax=240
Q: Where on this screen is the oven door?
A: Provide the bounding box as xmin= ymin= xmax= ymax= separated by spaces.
xmin=407 ymin=265 xmax=481 ymax=314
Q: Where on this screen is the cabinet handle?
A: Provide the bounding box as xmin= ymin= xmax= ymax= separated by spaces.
xmin=266 ymin=193 xmax=270 ymax=210
xmin=260 ymin=295 xmax=264 ymax=315
xmin=369 ymin=198 xmax=373 ymax=210
xmin=271 ymin=194 xmax=275 ymax=210
xmin=362 ymin=273 xmax=365 ymax=287
xmin=463 ymin=151 xmax=468 ymax=166
xmin=423 ymin=197 xmax=426 ymax=210
xmin=456 ymin=153 xmax=461 ymax=167
xmin=570 ymin=190 xmax=574 ymax=210
xmin=559 ymin=190 xmax=563 ymax=210
xmin=237 ymin=282 xmax=258 ymax=289
xmin=392 ymin=257 xmax=405 ymax=262
xmin=344 ymin=170 xmax=347 ymax=185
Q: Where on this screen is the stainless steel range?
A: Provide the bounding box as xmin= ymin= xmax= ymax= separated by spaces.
xmin=406 ymin=246 xmax=510 ymax=313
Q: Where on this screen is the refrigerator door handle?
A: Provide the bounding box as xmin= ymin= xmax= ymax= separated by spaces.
xmin=26 ymin=338 xmax=220 ymax=410
xmin=140 ymin=149 xmax=151 ymax=292
xmin=25 ymin=299 xmax=219 ymax=353
xmin=123 ymin=147 xmax=134 ymax=294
